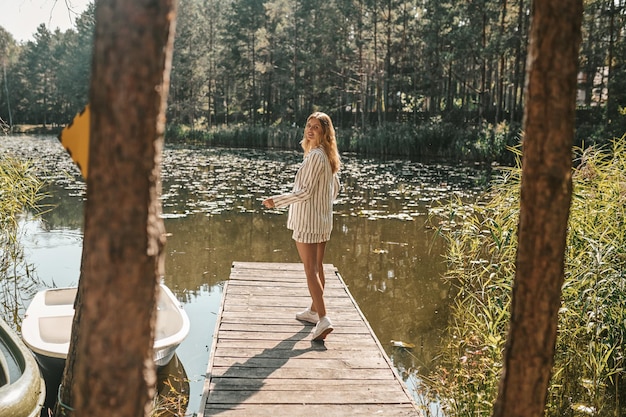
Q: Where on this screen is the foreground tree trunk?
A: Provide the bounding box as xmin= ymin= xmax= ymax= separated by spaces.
xmin=54 ymin=1 xmax=177 ymax=416
xmin=492 ymin=1 xmax=582 ymax=417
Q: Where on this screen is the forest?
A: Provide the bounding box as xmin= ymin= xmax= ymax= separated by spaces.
xmin=0 ymin=0 xmax=625 ymax=160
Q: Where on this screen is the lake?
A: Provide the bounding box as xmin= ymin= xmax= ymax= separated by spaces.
xmin=2 ymin=135 xmax=489 ymax=415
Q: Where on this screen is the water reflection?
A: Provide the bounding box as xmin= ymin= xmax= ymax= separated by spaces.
xmin=3 ymin=135 xmax=489 ymax=414
xmin=155 ymin=355 xmax=191 ymax=417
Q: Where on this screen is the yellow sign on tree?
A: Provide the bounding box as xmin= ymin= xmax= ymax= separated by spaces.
xmin=58 ymin=105 xmax=90 ymax=179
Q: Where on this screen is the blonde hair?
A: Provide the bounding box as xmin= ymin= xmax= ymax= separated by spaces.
xmin=301 ymin=112 xmax=341 ymax=174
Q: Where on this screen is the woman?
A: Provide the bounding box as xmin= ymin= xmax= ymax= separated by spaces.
xmin=262 ymin=112 xmax=341 ymax=341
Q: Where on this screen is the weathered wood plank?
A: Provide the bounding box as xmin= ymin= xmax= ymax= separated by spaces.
xmin=212 ymin=338 xmax=386 ymax=352
xmin=204 ymin=404 xmax=419 ymax=417
xmin=217 ymin=321 xmax=367 ymax=331
xmin=199 ymin=262 xmax=421 ymax=417
xmin=208 ymin=366 xmax=398 ymax=381
xmin=212 ymin=347 xmax=386 ymax=361
xmin=217 ymin=315 xmax=364 ymax=325
xmin=211 ymin=355 xmax=390 ymax=369
xmin=206 ymin=388 xmax=412 ymax=404
xmin=208 ymin=377 xmax=397 ymax=389
xmin=221 ymin=303 xmax=359 ymax=313
xmin=226 ymin=283 xmax=345 ymax=293
xmin=213 ymin=331 xmax=378 ymax=343
xmin=222 ymin=295 xmax=355 ymax=307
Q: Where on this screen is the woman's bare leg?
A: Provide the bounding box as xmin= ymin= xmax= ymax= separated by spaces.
xmin=317 ymin=242 xmax=326 ymax=291
xmin=296 ymin=241 xmax=326 ymax=318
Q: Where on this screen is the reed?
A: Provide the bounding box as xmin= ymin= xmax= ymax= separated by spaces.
xmin=0 ymin=156 xmax=45 ymax=326
xmin=427 ymin=136 xmax=626 ymax=416
xmin=166 ymin=123 xmax=302 ymax=150
xmin=165 ymin=120 xmax=521 ymax=163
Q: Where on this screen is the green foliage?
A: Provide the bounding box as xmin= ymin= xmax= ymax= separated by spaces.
xmin=427 ymin=136 xmax=626 ymax=416
xmin=0 ymin=4 xmax=94 ymax=126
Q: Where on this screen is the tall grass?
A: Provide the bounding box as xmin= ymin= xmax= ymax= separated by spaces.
xmin=0 ymin=156 xmax=45 ymax=327
xmin=166 ymin=119 xmax=521 ymax=163
xmin=340 ymin=119 xmax=519 ymax=163
xmin=426 ymin=136 xmax=626 ymax=416
xmin=166 ymin=123 xmax=302 ymax=150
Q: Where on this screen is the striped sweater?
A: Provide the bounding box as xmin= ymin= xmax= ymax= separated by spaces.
xmin=272 ymin=147 xmax=340 ymax=235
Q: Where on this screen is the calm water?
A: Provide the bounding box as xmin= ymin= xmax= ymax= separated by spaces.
xmin=3 ymin=135 xmax=488 ymax=415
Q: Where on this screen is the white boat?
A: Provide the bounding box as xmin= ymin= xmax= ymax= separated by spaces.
xmin=21 ymin=284 xmax=190 ymax=368
xmin=0 ymin=317 xmax=46 ymax=417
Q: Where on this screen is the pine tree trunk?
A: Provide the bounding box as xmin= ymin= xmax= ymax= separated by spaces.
xmin=492 ymin=1 xmax=582 ymax=416
xmin=54 ymin=1 xmax=177 ymax=416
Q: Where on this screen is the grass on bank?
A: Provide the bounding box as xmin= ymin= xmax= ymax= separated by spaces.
xmin=425 ymin=136 xmax=626 ymax=416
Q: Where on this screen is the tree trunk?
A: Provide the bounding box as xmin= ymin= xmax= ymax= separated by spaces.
xmin=54 ymin=1 xmax=177 ymax=416
xmin=2 ymin=63 xmax=13 ymax=131
xmin=492 ymin=1 xmax=582 ymax=417
xmin=605 ymin=0 xmax=616 ymax=121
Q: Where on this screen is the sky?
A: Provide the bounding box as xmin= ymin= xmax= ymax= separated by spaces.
xmin=0 ymin=0 xmax=91 ymax=43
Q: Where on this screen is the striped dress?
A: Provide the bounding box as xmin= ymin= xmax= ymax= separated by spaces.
xmin=272 ymin=147 xmax=340 ymax=243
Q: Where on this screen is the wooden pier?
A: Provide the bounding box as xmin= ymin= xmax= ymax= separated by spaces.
xmin=199 ymin=262 xmax=421 ymax=416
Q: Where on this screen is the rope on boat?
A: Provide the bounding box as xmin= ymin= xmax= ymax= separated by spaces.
xmin=57 ymin=384 xmax=75 ymax=412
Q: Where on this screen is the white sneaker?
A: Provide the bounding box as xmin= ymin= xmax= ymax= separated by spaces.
xmin=311 ymin=316 xmax=334 ymax=341
xmin=296 ymin=308 xmax=319 ymax=324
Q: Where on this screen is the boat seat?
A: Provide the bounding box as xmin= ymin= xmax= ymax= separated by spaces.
xmin=39 ymin=316 xmax=73 ymax=345
xmin=44 ymin=288 xmax=77 ymax=306
xmin=155 ymin=304 xmax=184 ymax=339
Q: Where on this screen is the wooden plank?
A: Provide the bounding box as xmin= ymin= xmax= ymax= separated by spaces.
xmin=217 ymin=323 xmax=365 ymax=332
xmin=199 ymin=262 xmax=421 ymax=417
xmin=212 ymin=338 xmax=385 ymax=352
xmin=217 ymin=315 xmax=364 ymax=325
xmin=208 ymin=366 xmax=398 ymax=380
xmin=204 ymin=404 xmax=419 ymax=417
xmin=223 ymin=285 xmax=331 ymax=296
xmin=212 ymin=347 xmax=386 ymax=361
xmin=222 ymin=295 xmax=355 ymax=306
xmin=206 ymin=388 xmax=412 ymax=404
xmin=210 ymin=355 xmax=390 ymax=369
xmin=208 ymin=377 xmax=397 ymax=389
xmin=210 ymin=333 xmax=378 ymax=344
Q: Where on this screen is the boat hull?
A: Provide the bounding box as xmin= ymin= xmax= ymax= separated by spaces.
xmin=33 ymin=350 xmax=181 ymax=411
xmin=21 ymin=284 xmax=190 ymax=410
xmin=0 ymin=318 xmax=46 ymax=417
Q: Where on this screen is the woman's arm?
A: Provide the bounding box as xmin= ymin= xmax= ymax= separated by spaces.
xmin=332 ymin=173 xmax=340 ymax=200
xmin=270 ymin=150 xmax=326 ymax=208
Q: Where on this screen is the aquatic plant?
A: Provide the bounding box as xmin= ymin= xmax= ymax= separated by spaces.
xmin=427 ymin=136 xmax=626 ymax=416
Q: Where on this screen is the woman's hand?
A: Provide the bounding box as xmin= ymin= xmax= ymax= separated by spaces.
xmin=262 ymin=198 xmax=275 ymax=208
